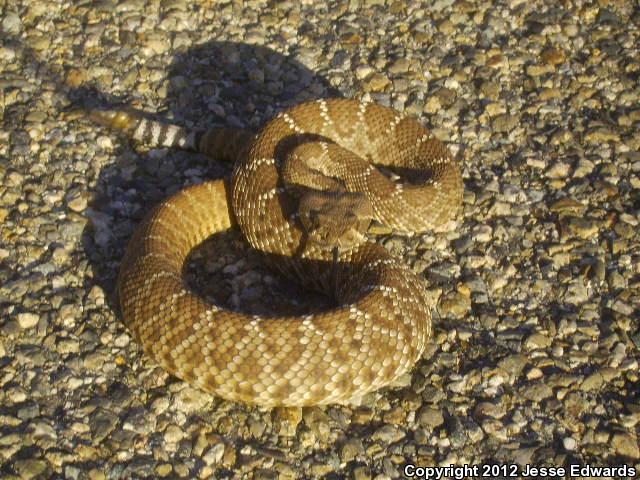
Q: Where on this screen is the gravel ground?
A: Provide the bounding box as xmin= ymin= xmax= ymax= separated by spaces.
xmin=1 ymin=0 xmax=639 ymax=479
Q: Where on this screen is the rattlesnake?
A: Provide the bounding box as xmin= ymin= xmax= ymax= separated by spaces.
xmin=90 ymin=98 xmax=463 ymax=406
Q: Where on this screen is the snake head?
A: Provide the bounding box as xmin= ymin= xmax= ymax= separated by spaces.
xmin=298 ymin=190 xmax=374 ymax=250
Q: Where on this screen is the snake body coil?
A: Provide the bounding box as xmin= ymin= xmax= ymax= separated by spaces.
xmin=92 ymin=99 xmax=463 ymax=406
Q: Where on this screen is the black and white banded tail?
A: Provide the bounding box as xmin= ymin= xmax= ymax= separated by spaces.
xmin=88 ymin=109 xmax=254 ymax=162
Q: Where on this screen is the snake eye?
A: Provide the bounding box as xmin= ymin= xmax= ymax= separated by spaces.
xmin=344 ymin=211 xmax=358 ymax=226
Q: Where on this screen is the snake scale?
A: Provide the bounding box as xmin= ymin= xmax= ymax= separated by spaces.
xmin=90 ymin=98 xmax=463 ymax=406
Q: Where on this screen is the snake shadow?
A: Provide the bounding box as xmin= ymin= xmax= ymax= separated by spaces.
xmin=78 ymin=41 xmax=342 ymax=320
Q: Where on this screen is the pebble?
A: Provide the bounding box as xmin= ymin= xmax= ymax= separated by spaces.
xmin=610 ymin=432 xmax=640 ymax=459
xmin=549 ymin=198 xmax=585 ymax=214
xmin=560 ymin=217 xmax=599 ymax=240
xmin=17 ymin=312 xmax=40 ymax=329
xmin=202 ymin=443 xmax=225 ymax=466
xmin=1 ymin=12 xmax=22 ymax=34
xmin=540 ymin=47 xmax=565 ymax=66
xmin=417 ymin=407 xmax=445 ymax=429
xmin=172 ymin=386 xmax=211 ymax=413
xmin=163 ymin=424 xmax=184 ymax=444
xmin=364 ymin=73 xmax=391 ymax=92
xmin=341 ymin=438 xmax=365 ymax=462
xmin=353 ymin=466 xmax=371 ymax=480
xmin=355 ymin=65 xmax=374 ymax=80
xmin=65 ymin=190 xmax=89 ymax=213
xmin=562 ymin=437 xmax=577 ymax=451
xmin=492 ymin=114 xmax=519 ymax=132
xmin=524 ymin=332 xmax=552 ymax=350
xmin=371 ymin=425 xmax=405 ymax=443
xmin=439 ymin=289 xmax=471 ymax=318
xmin=546 ymin=162 xmax=571 ymax=179
xmin=521 ymin=383 xmax=553 ymax=402
xmin=13 ymin=459 xmax=50 ymax=479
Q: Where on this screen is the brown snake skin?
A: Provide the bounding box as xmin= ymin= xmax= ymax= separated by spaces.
xmin=91 ymin=98 xmax=463 ymax=406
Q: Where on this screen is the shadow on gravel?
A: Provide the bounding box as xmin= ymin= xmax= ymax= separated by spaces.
xmin=76 ymin=41 xmax=341 ymax=318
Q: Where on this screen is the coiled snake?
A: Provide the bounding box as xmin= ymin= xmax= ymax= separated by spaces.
xmin=90 ymin=98 xmax=463 ymax=406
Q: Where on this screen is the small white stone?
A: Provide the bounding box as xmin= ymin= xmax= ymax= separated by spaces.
xmin=202 ymin=443 xmax=225 ymax=466
xmin=163 ymin=425 xmax=184 ymax=443
xmin=355 ymin=65 xmax=374 ymax=79
xmin=113 ymin=334 xmax=130 ymax=348
xmin=563 ymin=437 xmax=577 ymax=451
xmin=96 ymin=135 xmax=113 ymax=149
xmin=17 ymin=312 xmax=39 ymax=329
